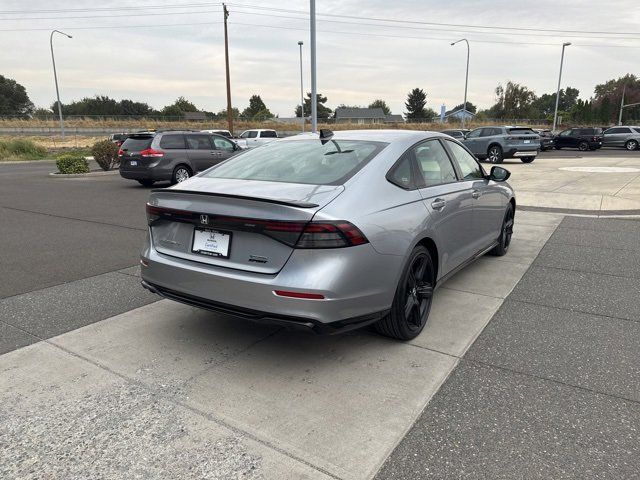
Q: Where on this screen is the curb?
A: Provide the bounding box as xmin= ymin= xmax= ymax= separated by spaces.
xmin=49 ymin=170 xmax=119 ymax=178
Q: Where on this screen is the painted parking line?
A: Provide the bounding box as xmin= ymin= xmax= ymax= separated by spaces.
xmin=0 ymin=210 xmax=562 ymax=479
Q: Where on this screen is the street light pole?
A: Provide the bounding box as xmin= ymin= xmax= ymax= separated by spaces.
xmin=451 ymin=39 xmax=469 ymax=128
xmin=310 ymin=0 xmax=317 ymax=133
xmin=50 ymin=29 xmax=72 ymax=139
xmin=552 ymin=42 xmax=571 ymax=133
xmin=223 ymin=4 xmax=233 ymax=134
xmin=298 ymin=41 xmax=304 ymax=133
xmin=618 ymin=85 xmax=626 ymax=125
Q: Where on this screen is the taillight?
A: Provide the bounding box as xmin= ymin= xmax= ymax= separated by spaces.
xmin=140 ymin=148 xmax=164 ymax=158
xmin=295 ymin=221 xmax=368 ymax=248
xmin=146 ymin=204 xmax=193 ymax=225
xmin=118 ymin=149 xmax=124 ymax=157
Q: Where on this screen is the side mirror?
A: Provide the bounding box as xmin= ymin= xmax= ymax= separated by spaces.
xmin=489 ymin=166 xmax=510 ymax=182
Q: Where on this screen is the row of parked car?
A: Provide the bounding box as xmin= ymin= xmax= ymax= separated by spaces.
xmin=441 ymin=125 xmax=640 ymax=164
xmin=110 ymin=128 xmax=280 ymax=150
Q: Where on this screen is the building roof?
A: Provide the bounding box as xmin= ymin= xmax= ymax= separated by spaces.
xmin=444 ymin=108 xmax=475 ymax=118
xmin=334 ymin=107 xmax=386 ymax=120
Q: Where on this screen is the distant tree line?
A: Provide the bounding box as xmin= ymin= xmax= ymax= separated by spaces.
xmin=2 ymin=72 xmax=639 ymax=124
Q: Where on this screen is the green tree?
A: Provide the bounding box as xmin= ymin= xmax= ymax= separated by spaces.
xmin=532 ymin=87 xmax=579 ymax=119
xmin=241 ymin=95 xmax=273 ymax=120
xmin=405 ymin=88 xmax=436 ymax=121
xmin=368 ymin=99 xmax=391 ymax=115
xmin=0 ymin=75 xmax=34 ymax=116
xmin=294 ymin=92 xmax=332 ymax=119
xmin=593 ymin=74 xmax=640 ymax=123
xmin=216 ymin=107 xmax=241 ymax=120
xmin=160 ymin=96 xmax=199 ymax=118
xmin=486 ymin=81 xmax=536 ymax=119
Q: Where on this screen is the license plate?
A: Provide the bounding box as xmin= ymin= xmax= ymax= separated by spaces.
xmin=130 ymin=160 xmax=137 ymax=166
xmin=524 ymin=140 xmax=531 ymax=144
xmin=192 ymin=228 xmax=231 ymax=258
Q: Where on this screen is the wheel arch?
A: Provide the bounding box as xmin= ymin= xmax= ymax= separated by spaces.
xmin=487 ymin=142 xmax=503 ymax=154
xmin=415 ymin=237 xmax=439 ymax=282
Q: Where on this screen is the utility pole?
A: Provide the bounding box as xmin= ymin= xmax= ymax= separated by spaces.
xmin=223 ymin=4 xmax=233 ymax=133
xmin=552 ymin=42 xmax=571 ymax=133
xmin=618 ymin=85 xmax=626 ymax=125
xmin=451 ymin=39 xmax=469 ymax=129
xmin=310 ymin=0 xmax=317 ymax=133
xmin=50 ymin=30 xmax=72 ymax=139
xmin=298 ymin=41 xmax=305 ymax=132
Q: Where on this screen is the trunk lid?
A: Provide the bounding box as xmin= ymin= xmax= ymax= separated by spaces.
xmin=147 ymin=178 xmax=344 ymax=274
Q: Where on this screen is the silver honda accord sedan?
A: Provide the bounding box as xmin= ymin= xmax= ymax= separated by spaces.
xmin=140 ymin=129 xmax=515 ymax=340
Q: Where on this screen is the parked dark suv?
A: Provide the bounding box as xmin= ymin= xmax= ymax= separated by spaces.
xmin=554 ymin=127 xmax=603 ymax=151
xmin=119 ymin=130 xmax=241 ymax=187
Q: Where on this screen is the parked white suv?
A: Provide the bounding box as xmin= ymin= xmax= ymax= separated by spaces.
xmin=236 ymin=129 xmax=278 ymax=149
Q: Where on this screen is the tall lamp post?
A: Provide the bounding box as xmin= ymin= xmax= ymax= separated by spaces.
xmin=310 ymin=0 xmax=317 ymax=133
xmin=451 ymin=39 xmax=469 ymax=128
xmin=50 ymin=29 xmax=72 ymax=139
xmin=552 ymin=42 xmax=571 ymax=133
xmin=298 ymin=41 xmax=305 ymax=132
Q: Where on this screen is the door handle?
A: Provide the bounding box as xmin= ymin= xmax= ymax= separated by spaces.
xmin=472 ymin=190 xmax=481 ymax=199
xmin=210 ymin=151 xmax=222 ymax=156
xmin=431 ymin=198 xmax=446 ymax=210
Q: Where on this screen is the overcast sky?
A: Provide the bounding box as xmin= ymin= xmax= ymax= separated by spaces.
xmin=1 ymin=0 xmax=639 ymax=117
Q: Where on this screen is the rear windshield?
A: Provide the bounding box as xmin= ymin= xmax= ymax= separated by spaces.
xmin=121 ymin=136 xmax=153 ymax=151
xmin=508 ymin=128 xmax=536 ymax=135
xmin=203 ymin=139 xmax=388 ymax=185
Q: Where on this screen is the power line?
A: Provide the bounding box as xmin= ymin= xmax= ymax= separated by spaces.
xmin=0 ymin=11 xmax=638 ymax=48
xmin=0 ymin=2 xmax=220 ymax=14
xmin=3 ymin=1 xmax=637 ymax=38
xmin=226 ymin=2 xmax=640 ymax=36
xmin=0 ymin=9 xmax=222 ymax=22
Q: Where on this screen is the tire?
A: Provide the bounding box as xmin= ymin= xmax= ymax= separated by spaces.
xmin=488 ymin=203 xmax=514 ymax=257
xmin=520 ymin=157 xmax=535 ymax=163
xmin=625 ymin=139 xmax=639 ymax=151
xmin=137 ymin=179 xmax=154 ymax=187
xmin=375 ymin=246 xmax=435 ymax=341
xmin=487 ymin=145 xmax=504 ymax=164
xmin=171 ymin=165 xmax=191 ymax=184
xmin=578 ymin=141 xmax=589 ymax=151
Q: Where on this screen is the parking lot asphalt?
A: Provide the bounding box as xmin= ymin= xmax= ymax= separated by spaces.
xmin=375 ymin=215 xmax=640 ymax=479
xmin=1 ymin=154 xmax=639 ymax=479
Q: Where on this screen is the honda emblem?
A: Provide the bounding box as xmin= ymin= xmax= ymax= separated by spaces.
xmin=200 ymin=214 xmax=209 ymax=225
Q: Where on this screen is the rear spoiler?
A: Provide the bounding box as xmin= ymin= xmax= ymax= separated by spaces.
xmin=150 ymin=188 xmax=319 ymax=209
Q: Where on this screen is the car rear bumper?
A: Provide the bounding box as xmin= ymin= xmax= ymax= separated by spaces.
xmin=139 ymin=232 xmax=401 ymax=326
xmin=120 ymin=162 xmax=172 ymax=181
xmin=141 ymin=280 xmax=388 ymax=334
xmin=505 ymin=147 xmax=538 ymax=158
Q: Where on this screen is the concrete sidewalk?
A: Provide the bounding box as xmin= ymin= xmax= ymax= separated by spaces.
xmin=0 ymin=211 xmax=560 ymax=480
xmin=504 ymin=154 xmax=640 ymax=214
xmin=376 ymin=216 xmax=640 ymax=479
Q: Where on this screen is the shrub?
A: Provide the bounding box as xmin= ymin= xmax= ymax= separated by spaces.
xmin=91 ymin=139 xmax=119 ymax=171
xmin=0 ymin=139 xmax=47 ymax=161
xmin=56 ymin=154 xmax=89 ymax=174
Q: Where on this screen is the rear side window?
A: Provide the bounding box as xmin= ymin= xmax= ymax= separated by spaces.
xmin=204 ymin=139 xmax=387 ymax=185
xmin=186 ymin=135 xmax=213 ymax=150
xmin=606 ymin=127 xmax=631 ymax=134
xmin=261 ymin=130 xmax=277 ymax=138
xmin=159 ymin=134 xmax=186 ymax=149
xmin=387 ymin=155 xmax=414 ymax=190
xmin=121 ymin=136 xmax=152 ymax=151
xmin=413 ymin=140 xmax=457 ymax=187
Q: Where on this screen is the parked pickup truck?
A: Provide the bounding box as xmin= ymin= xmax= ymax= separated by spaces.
xmin=235 ymin=129 xmax=278 ymax=149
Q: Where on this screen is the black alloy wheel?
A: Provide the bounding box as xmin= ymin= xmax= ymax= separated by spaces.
xmin=489 ymin=204 xmax=514 ymax=256
xmin=375 ymin=246 xmax=435 ymax=341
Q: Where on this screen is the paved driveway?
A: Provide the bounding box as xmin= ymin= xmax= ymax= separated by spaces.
xmin=1 ymin=160 xmax=639 ymax=479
